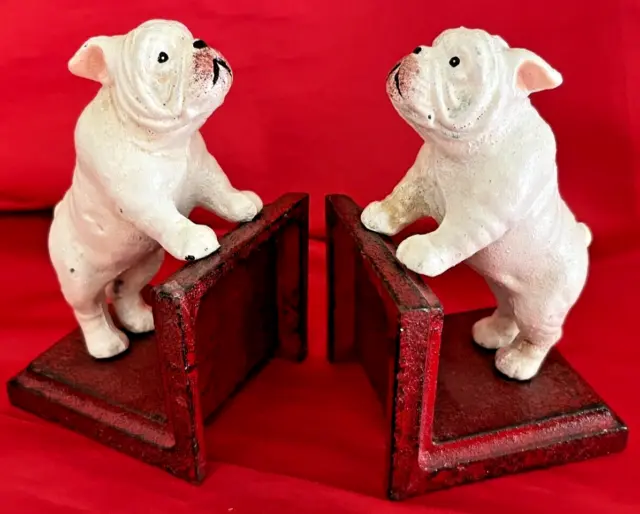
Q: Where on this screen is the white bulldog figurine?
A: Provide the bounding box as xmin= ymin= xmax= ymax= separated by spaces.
xmin=361 ymin=27 xmax=591 ymax=381
xmin=49 ymin=20 xmax=262 ymax=359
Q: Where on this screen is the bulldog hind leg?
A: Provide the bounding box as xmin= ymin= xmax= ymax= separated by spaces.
xmin=495 ymin=328 xmax=561 ymax=382
xmin=60 ymin=270 xmax=129 ymax=359
xmin=495 ymin=250 xmax=588 ymax=381
xmin=49 ymin=218 xmax=128 ymax=359
xmin=495 ymin=295 xmax=566 ymax=381
xmin=472 ymin=278 xmax=519 ymax=350
xmin=110 ymin=248 xmax=164 ymax=334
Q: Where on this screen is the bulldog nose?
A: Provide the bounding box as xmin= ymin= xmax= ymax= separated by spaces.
xmin=413 ymin=46 xmax=423 ymax=54
xmin=193 ymin=39 xmax=208 ymax=49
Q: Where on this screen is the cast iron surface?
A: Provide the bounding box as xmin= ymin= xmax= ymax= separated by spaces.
xmin=435 ymin=310 xmax=605 ymax=442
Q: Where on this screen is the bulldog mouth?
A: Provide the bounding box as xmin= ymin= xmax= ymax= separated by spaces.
xmin=387 ymin=61 xmax=401 ymax=79
xmin=212 ymin=58 xmax=231 ymax=86
xmin=394 ymin=70 xmax=403 ymax=98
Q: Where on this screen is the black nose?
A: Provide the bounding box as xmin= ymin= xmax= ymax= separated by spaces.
xmin=413 ymin=46 xmax=422 ymax=54
xmin=193 ymin=39 xmax=208 ymax=49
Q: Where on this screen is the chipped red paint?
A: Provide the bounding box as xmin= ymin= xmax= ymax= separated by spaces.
xmin=7 ymin=193 xmax=309 ymax=483
xmin=325 ymin=194 xmax=628 ymax=501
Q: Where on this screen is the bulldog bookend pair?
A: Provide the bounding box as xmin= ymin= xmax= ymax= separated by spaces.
xmin=7 ymin=19 xmax=627 ymax=501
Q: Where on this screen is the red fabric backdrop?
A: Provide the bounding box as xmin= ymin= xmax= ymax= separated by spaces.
xmin=1 ymin=0 xmax=640 ymax=244
xmin=1 ymin=1 xmax=639 ymax=513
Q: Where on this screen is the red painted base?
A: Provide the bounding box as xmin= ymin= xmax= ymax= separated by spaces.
xmin=326 ymin=194 xmax=628 ymax=501
xmin=7 ymin=193 xmax=309 ymax=484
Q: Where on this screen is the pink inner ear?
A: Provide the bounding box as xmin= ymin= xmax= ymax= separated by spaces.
xmin=516 ymin=60 xmax=559 ymax=93
xmin=69 ymin=45 xmax=109 ymax=83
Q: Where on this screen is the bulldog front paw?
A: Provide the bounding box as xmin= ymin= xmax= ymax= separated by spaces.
xmin=242 ymin=190 xmax=263 ymax=215
xmin=227 ymin=192 xmax=259 ymax=223
xmin=361 ymin=201 xmax=401 ymax=236
xmin=396 ymin=234 xmax=449 ymax=276
xmin=178 ymin=224 xmax=220 ymax=261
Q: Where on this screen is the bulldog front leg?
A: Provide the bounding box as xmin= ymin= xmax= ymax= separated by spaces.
xmin=50 ymin=254 xmax=129 ymax=358
xmin=361 ymin=144 xmax=432 ymax=236
xmin=396 ymin=210 xmax=509 ymax=276
xmin=194 ymin=149 xmax=262 ymax=223
xmin=122 ymin=199 xmax=220 ymax=261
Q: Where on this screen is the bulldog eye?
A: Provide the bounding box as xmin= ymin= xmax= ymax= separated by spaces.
xmin=449 ymin=56 xmax=460 ymax=68
xmin=158 ymin=52 xmax=169 ymax=64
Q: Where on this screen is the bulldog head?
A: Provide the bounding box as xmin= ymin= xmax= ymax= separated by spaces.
xmin=387 ymin=27 xmax=562 ymax=141
xmin=68 ymin=20 xmax=233 ymax=133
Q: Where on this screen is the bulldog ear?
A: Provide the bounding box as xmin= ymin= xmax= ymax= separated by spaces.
xmin=68 ymin=36 xmax=116 ymax=85
xmin=508 ymin=48 xmax=562 ymax=94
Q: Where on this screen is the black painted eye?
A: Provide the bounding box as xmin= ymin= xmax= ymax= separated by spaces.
xmin=158 ymin=52 xmax=169 ymax=63
xmin=449 ymin=56 xmax=460 ymax=67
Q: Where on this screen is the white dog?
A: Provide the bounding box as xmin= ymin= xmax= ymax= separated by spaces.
xmin=361 ymin=27 xmax=591 ymax=380
xmin=49 ymin=20 xmax=262 ymax=359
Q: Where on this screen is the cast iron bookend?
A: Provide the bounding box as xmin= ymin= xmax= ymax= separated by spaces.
xmin=7 ymin=193 xmax=308 ymax=484
xmin=326 ymin=194 xmax=628 ymax=501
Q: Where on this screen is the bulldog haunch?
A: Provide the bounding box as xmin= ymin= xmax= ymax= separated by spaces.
xmin=361 ymin=27 xmax=591 ymax=381
xmin=49 ymin=20 xmax=263 ymax=359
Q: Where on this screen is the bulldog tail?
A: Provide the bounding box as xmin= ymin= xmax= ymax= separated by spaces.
xmin=579 ymin=222 xmax=592 ymax=247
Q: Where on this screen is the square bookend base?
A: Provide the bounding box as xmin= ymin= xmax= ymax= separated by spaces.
xmin=8 ymin=329 xmax=180 ymax=472
xmin=326 ymin=194 xmax=628 ymax=500
xmin=426 ymin=308 xmax=627 ymax=496
xmin=8 ymin=193 xmax=309 ymax=483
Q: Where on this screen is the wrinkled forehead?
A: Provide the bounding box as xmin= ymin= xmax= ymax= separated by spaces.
xmin=432 ymin=28 xmax=509 ymax=55
xmin=131 ymin=20 xmax=193 ymax=55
